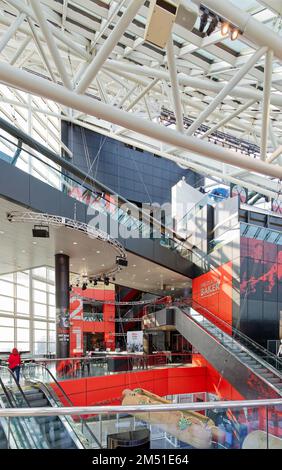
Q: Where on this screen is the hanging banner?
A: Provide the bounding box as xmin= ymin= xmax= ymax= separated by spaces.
xmin=127 ymin=331 xmax=144 ymax=352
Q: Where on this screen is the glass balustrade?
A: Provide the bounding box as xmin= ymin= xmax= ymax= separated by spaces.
xmin=0 ymin=397 xmax=281 ymax=449
xmin=0 ymin=133 xmax=192 ymax=262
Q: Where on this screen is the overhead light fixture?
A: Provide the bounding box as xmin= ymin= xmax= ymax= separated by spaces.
xmin=82 ymin=282 xmax=87 ymax=291
xmin=104 ymin=277 xmax=110 ymax=286
xmin=199 ymin=9 xmax=209 ymax=33
xmin=221 ymin=22 xmax=230 ymax=36
xmin=94 ymin=279 xmax=98 ymax=286
xmin=32 ymin=225 xmax=49 ymax=238
xmin=206 ymin=15 xmax=219 ymax=36
xmin=230 ymin=28 xmax=239 ymax=41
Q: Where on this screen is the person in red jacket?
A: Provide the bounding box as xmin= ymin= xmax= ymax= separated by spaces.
xmin=8 ymin=348 xmax=21 ymax=382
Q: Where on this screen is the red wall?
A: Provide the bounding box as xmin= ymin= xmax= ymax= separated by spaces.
xmin=70 ymin=287 xmax=115 ymax=355
xmin=192 ymin=261 xmax=233 ymax=333
xmin=52 ymin=362 xmax=243 ymax=407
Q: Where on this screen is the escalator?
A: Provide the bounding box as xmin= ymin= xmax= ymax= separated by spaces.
xmin=0 ymin=365 xmax=87 ymax=449
xmin=23 ymin=363 xmax=101 ymax=449
xmin=13 ymin=387 xmax=78 ymax=449
xmin=143 ymin=303 xmax=282 ymax=399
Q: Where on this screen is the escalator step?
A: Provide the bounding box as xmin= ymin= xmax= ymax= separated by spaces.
xmin=0 ymin=439 xmax=8 ymax=449
xmin=36 ymin=416 xmax=58 ymax=424
xmin=26 ymin=398 xmax=49 ymax=407
xmin=51 ymin=436 xmax=76 ymax=449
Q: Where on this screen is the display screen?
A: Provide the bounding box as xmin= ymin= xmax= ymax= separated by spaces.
xmin=240 ymin=237 xmax=282 ymax=345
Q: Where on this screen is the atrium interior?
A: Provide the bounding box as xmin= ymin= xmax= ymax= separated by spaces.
xmin=0 ymin=0 xmax=281 ymax=452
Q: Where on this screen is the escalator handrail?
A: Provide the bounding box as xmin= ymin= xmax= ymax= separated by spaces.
xmin=0 ymin=367 xmax=44 ymax=448
xmin=0 ymin=366 xmax=31 ymax=408
xmin=179 ymin=299 xmax=282 ymax=368
xmin=23 ymin=363 xmax=102 ymax=448
xmin=177 ymin=306 xmax=282 ymax=384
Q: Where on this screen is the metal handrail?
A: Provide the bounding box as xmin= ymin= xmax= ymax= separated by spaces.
xmin=0 ymin=398 xmax=281 ymax=417
xmin=0 ymin=366 xmax=31 ymax=408
xmin=23 ymin=363 xmax=102 ymax=448
xmin=182 ymin=299 xmax=282 ymax=368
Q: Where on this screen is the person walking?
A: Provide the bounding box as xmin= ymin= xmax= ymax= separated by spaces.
xmin=8 ymin=348 xmax=21 ymax=382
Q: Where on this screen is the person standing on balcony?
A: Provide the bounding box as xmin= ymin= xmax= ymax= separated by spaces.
xmin=8 ymin=348 xmax=21 ymax=382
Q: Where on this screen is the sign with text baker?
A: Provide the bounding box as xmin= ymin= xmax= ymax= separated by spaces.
xmin=192 ymin=261 xmax=233 ymax=332
xmin=127 ymin=331 xmax=144 ymax=353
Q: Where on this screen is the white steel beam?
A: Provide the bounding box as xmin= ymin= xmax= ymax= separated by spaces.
xmin=27 ymin=18 xmax=56 ymax=82
xmin=267 ymin=145 xmax=282 ymax=164
xmin=260 ymin=49 xmax=273 ymax=160
xmin=10 ymin=36 xmax=31 ymax=65
xmin=0 ymin=61 xmax=281 ymax=180
xmin=8 ymin=0 xmax=89 ymax=60
xmin=30 ymin=0 xmax=72 ymax=90
xmin=125 ymin=79 xmax=159 ymax=112
xmin=201 ymin=99 xmax=257 ymax=139
xmin=202 ymin=0 xmax=282 ymax=61
xmin=75 ymin=0 xmax=144 ymax=94
xmin=166 ymin=34 xmax=184 ymax=133
xmin=187 ymin=47 xmax=267 ymax=136
xmin=104 ymin=60 xmax=282 ymax=108
xmin=0 ymin=12 xmax=26 ymax=54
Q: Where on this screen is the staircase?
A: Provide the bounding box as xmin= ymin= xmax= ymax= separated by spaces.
xmin=14 ymin=387 xmax=77 ymax=449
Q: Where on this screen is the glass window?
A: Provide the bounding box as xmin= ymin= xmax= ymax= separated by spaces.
xmin=33 ymin=290 xmax=47 ymax=303
xmin=0 ymin=296 xmax=14 ymax=312
xmin=34 ymin=303 xmax=47 ymax=317
xmin=17 ymin=285 xmax=29 ymax=300
xmin=48 ymin=306 xmax=56 ymax=319
xmin=0 ymin=317 xmax=14 ymax=327
xmin=34 ymin=321 xmax=47 ymax=329
xmin=48 ymin=331 xmax=56 ymax=343
xmin=16 ymin=299 xmax=29 ymax=315
xmin=16 ymin=319 xmax=29 ymax=328
xmin=34 ymin=342 xmax=47 ymax=355
xmin=0 ymin=343 xmax=14 ymax=353
xmin=0 ymin=280 xmax=14 ymax=296
xmin=34 ymin=329 xmax=47 ymax=342
xmin=48 ymin=294 xmax=55 ymax=306
xmin=17 ymin=342 xmax=30 ymax=352
xmin=0 ymin=274 xmax=13 ymax=282
xmin=48 ymin=322 xmax=55 ymax=331
xmin=0 ymin=327 xmax=14 ymax=341
xmin=48 ymin=342 xmax=56 ymax=354
xmin=32 ymin=267 xmax=47 ymax=278
xmin=17 ymin=329 xmax=30 ymax=342
xmin=33 ymin=280 xmax=47 ymax=291
xmin=16 ymin=272 xmax=29 ymax=286
xmin=47 ymin=269 xmax=55 ymax=282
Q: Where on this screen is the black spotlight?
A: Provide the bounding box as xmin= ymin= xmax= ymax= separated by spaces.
xmin=116 ymin=256 xmax=128 ymax=267
xmin=82 ymin=282 xmax=87 ymax=291
xmin=112 ymin=276 xmax=116 ymax=282
xmin=32 ymin=224 xmax=49 ymax=238
xmin=104 ymin=277 xmax=110 ymax=286
xmin=94 ymin=279 xmax=98 ymax=286
xmin=199 ymin=9 xmax=209 ymax=33
xmin=206 ymin=15 xmax=219 ymax=36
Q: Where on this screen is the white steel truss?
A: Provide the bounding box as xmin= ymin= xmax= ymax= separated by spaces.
xmin=0 ymin=0 xmax=281 ymax=198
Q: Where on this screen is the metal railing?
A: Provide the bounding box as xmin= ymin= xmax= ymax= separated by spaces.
xmin=179 ymin=299 xmax=282 ymax=373
xmin=0 ymin=398 xmax=281 ymax=449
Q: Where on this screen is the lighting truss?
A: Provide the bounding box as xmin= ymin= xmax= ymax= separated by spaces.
xmin=7 ymin=211 xmax=127 ymax=278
